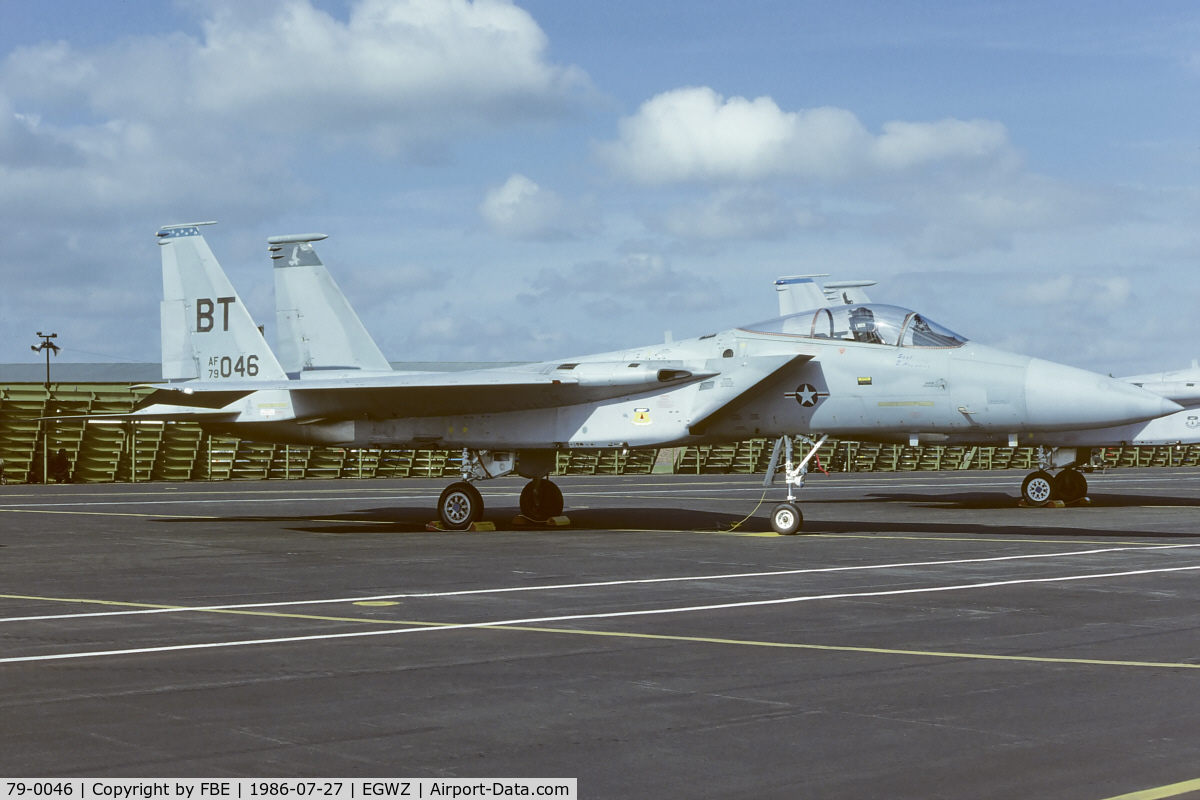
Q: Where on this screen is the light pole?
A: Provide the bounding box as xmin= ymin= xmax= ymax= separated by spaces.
xmin=31 ymin=332 xmax=59 ymax=483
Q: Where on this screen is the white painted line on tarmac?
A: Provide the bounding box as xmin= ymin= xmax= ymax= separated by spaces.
xmin=3 ymin=543 xmax=1197 ymax=623
xmin=3 ymin=562 xmax=1200 ymax=664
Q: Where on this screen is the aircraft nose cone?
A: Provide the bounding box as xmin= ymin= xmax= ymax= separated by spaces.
xmin=1024 ymin=358 xmax=1183 ymax=430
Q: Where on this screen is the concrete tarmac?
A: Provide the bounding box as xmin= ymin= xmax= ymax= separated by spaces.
xmin=1 ymin=468 xmax=1199 ymax=799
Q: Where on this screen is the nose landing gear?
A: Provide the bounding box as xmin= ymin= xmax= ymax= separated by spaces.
xmin=765 ymin=434 xmax=827 ymax=535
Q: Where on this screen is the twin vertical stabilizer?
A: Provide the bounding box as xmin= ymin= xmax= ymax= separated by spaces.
xmin=157 ymin=223 xmax=287 ymax=382
xmin=269 ymin=235 xmax=392 ymax=375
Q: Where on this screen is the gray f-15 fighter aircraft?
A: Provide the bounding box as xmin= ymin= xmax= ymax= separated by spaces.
xmin=125 ymin=223 xmax=1179 ymax=533
xmin=268 ymin=238 xmax=1200 ymax=514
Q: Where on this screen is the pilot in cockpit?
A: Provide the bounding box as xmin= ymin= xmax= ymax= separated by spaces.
xmin=849 ymin=306 xmax=884 ymax=344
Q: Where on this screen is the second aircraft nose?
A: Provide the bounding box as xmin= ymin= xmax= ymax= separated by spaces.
xmin=1024 ymin=358 xmax=1182 ymax=430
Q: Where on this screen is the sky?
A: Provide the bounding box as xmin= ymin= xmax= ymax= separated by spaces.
xmin=0 ymin=0 xmax=1197 ymax=377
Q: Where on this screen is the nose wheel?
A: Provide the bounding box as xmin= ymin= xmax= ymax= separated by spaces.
xmin=770 ymin=502 xmax=803 ymax=535
xmin=438 ymin=481 xmax=484 ymax=529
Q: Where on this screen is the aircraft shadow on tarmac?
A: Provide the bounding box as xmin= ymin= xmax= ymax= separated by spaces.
xmin=160 ymin=501 xmax=1199 ymax=539
xmin=817 ymin=490 xmax=1200 ymax=510
xmin=162 ymin=505 xmax=776 ymax=535
xmin=306 ymin=506 xmax=776 ymax=535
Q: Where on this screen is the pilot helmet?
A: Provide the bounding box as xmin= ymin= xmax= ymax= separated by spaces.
xmin=848 ymin=306 xmax=876 ymax=332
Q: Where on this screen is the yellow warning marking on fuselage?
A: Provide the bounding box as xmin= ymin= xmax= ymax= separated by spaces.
xmin=1096 ymin=777 xmax=1200 ymax=800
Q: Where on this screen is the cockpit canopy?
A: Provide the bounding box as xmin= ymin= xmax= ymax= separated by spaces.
xmin=739 ymin=304 xmax=968 ymax=348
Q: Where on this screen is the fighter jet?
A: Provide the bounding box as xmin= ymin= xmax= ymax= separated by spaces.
xmin=268 ymin=240 xmax=1197 ymax=514
xmin=119 ymin=223 xmax=1179 ymax=533
xmin=767 ymin=274 xmax=1200 ymax=507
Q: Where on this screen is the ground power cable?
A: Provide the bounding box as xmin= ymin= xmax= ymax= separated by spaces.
xmin=719 ymin=489 xmax=770 ymax=532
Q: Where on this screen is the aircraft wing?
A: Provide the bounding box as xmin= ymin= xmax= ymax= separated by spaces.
xmin=129 ymin=363 xmax=718 ymax=420
xmin=134 ymin=388 xmax=256 ymax=410
xmin=687 ymin=353 xmax=814 ymax=434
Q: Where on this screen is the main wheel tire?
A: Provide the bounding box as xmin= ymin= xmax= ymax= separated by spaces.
xmin=1052 ymin=468 xmax=1088 ymax=504
xmin=770 ymin=502 xmax=803 ymax=535
xmin=438 ymin=481 xmax=484 ymax=530
xmin=519 ymin=479 xmax=564 ymax=521
xmin=1021 ymin=471 xmax=1055 ymax=506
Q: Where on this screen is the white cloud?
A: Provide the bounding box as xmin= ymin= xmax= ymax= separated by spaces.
xmin=597 ymin=86 xmax=1012 ymax=185
xmin=597 ymin=86 xmax=1126 ymax=257
xmin=2 ymin=0 xmax=586 ymax=154
xmin=0 ymin=0 xmax=591 ymax=363
xmin=1003 ymin=274 xmax=1132 ymax=312
xmin=519 ymin=252 xmax=725 ymax=315
xmin=882 ymin=174 xmax=1119 ymax=257
xmin=651 ymin=188 xmax=822 ymax=240
xmin=342 ymin=263 xmax=449 ymax=307
xmin=479 ymin=174 xmax=599 ymax=240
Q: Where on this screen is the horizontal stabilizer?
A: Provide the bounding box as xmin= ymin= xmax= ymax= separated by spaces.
xmin=133 ymin=387 xmax=255 ymax=410
xmin=44 ymin=410 xmax=239 ymax=423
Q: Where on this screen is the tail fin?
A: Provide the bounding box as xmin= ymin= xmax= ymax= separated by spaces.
xmin=775 ymin=274 xmax=878 ymax=315
xmin=775 ymin=274 xmax=830 ymax=315
xmin=822 ymin=280 xmax=876 ymax=305
xmin=269 ymin=234 xmax=392 ymax=374
xmin=158 ymin=222 xmax=287 ymax=382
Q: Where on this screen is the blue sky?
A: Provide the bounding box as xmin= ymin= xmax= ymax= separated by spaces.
xmin=0 ymin=0 xmax=1196 ymax=376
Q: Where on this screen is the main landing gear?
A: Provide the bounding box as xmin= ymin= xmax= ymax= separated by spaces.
xmin=433 ymin=449 xmax=565 ymax=530
xmin=1019 ymin=447 xmax=1091 ymax=506
xmin=519 ymin=476 xmax=563 ymax=521
xmin=764 ymin=434 xmax=828 ymax=535
xmin=438 ymin=481 xmax=484 ymax=529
